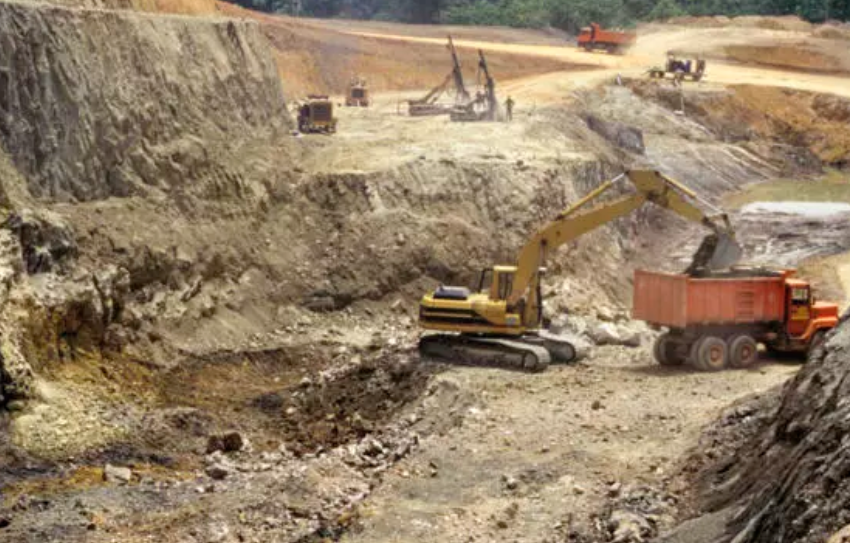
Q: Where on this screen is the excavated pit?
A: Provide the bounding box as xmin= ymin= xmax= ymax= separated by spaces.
xmin=0 ymin=2 xmax=849 ymax=540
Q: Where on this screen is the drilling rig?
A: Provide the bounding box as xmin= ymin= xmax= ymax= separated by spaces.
xmin=450 ymin=49 xmax=498 ymax=122
xmin=406 ymin=36 xmax=470 ymax=117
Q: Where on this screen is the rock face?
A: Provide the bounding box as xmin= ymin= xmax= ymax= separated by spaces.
xmin=103 ymin=464 xmax=133 ymax=484
xmin=584 ymin=114 xmax=646 ymax=154
xmin=4 ymin=210 xmax=76 ymax=274
xmin=0 ymin=0 xmax=293 ymax=406
xmin=0 ymin=1 xmax=290 ymax=201
xmin=706 ymin=314 xmax=850 ymax=542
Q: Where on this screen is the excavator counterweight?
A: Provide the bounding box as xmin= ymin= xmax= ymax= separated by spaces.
xmin=418 ymin=169 xmax=742 ymax=371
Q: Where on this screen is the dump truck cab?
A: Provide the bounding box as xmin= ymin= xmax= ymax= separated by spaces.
xmin=577 ymin=23 xmax=598 ymax=44
xmin=298 ymin=95 xmax=338 ymax=134
xmin=784 ymin=275 xmax=839 ymax=341
xmin=577 ymin=23 xmax=636 ymax=54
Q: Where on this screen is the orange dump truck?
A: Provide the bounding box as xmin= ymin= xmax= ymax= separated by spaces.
xmin=577 ymin=23 xmax=636 ymax=54
xmin=633 ymin=268 xmax=839 ymax=371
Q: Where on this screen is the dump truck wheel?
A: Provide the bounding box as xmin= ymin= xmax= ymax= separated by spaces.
xmin=688 ymin=337 xmax=705 ymax=369
xmin=728 ymin=335 xmax=758 ymax=368
xmin=654 ymin=334 xmax=685 ymax=366
xmin=696 ymin=336 xmax=728 ymax=371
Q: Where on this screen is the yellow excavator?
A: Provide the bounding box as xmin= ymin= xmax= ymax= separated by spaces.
xmin=418 ymin=169 xmax=743 ymax=371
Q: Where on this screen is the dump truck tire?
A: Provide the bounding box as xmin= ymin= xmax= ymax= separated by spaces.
xmin=654 ymin=333 xmax=685 ymax=366
xmin=696 ymin=336 xmax=728 ymax=371
xmin=728 ymin=335 xmax=758 ymax=368
xmin=689 ymin=337 xmax=704 ymax=369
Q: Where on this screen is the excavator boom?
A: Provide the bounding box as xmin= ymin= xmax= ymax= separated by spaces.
xmin=508 ymin=170 xmax=739 ymax=308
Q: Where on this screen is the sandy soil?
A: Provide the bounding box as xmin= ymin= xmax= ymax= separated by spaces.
xmin=334 ymin=30 xmax=850 ymax=101
xmin=344 ymin=350 xmax=797 ymax=542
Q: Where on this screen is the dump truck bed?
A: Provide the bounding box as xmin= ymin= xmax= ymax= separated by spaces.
xmin=593 ymin=30 xmax=634 ymax=45
xmin=578 ymin=27 xmax=636 ymax=46
xmin=633 ymin=270 xmax=786 ymax=328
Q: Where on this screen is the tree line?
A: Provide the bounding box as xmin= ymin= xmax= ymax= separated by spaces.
xmin=243 ymin=0 xmax=849 ymax=32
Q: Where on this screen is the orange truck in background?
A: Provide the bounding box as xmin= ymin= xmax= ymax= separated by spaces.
xmin=633 ymin=268 xmax=839 ymax=371
xmin=577 ymin=23 xmax=636 ymax=54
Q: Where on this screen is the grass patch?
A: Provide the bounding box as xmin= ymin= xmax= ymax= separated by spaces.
xmin=725 ymin=169 xmax=850 ymax=208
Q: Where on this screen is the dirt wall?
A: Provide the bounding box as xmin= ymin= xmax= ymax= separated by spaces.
xmin=0 ymin=1 xmax=290 ymax=202
xmin=686 ymin=313 xmax=850 ymax=543
xmin=628 ymin=81 xmax=850 ymax=168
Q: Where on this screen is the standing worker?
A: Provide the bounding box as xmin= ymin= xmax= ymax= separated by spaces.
xmin=505 ymin=96 xmax=515 ymax=121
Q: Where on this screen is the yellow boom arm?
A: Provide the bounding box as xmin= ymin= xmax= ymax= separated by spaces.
xmin=507 ymin=170 xmax=737 ymax=308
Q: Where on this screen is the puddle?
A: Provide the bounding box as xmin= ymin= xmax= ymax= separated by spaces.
xmin=740 ymin=201 xmax=850 ymax=218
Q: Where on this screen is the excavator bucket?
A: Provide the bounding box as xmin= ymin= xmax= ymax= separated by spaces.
xmin=686 ymin=233 xmax=743 ymax=274
xmin=709 ymin=233 xmax=743 ymax=269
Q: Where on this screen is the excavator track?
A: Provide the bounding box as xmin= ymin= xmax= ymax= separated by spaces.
xmin=418 ymin=334 xmax=553 ymax=372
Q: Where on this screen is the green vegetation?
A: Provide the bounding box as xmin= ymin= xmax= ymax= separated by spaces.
xmin=725 ymin=170 xmax=850 ymax=208
xmin=242 ymin=0 xmax=849 ymax=30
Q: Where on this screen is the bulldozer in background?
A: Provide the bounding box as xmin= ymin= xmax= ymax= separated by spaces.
xmin=649 ymin=53 xmax=707 ymax=83
xmin=297 ymin=95 xmax=337 ymax=134
xmin=346 ymin=78 xmax=370 ymax=107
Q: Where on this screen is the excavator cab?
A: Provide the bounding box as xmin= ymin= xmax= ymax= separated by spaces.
xmin=479 ymin=266 xmax=517 ymax=300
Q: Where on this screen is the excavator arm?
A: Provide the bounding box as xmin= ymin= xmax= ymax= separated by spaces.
xmin=507 ymin=170 xmax=740 ymax=309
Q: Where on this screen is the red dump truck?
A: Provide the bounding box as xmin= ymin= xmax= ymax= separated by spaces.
xmin=577 ymin=23 xmax=636 ymax=54
xmin=633 ymin=268 xmax=839 ymax=371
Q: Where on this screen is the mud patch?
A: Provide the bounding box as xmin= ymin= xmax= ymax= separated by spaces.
xmin=277 ymin=351 xmax=432 ymax=454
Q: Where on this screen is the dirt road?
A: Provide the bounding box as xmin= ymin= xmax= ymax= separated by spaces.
xmin=342 ymin=30 xmax=850 ymax=101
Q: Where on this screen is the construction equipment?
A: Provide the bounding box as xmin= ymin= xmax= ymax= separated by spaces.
xmin=298 ymin=95 xmax=337 ymax=134
xmin=346 ymin=78 xmax=370 ymax=107
xmin=648 ymin=54 xmax=707 ymax=83
xmin=635 ymin=268 xmax=839 ymax=371
xmin=450 ymin=49 xmax=498 ymax=123
xmin=407 ymin=36 xmax=470 ymax=117
xmin=419 ymin=170 xmax=743 ymax=372
xmin=577 ymin=23 xmax=636 ymax=54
